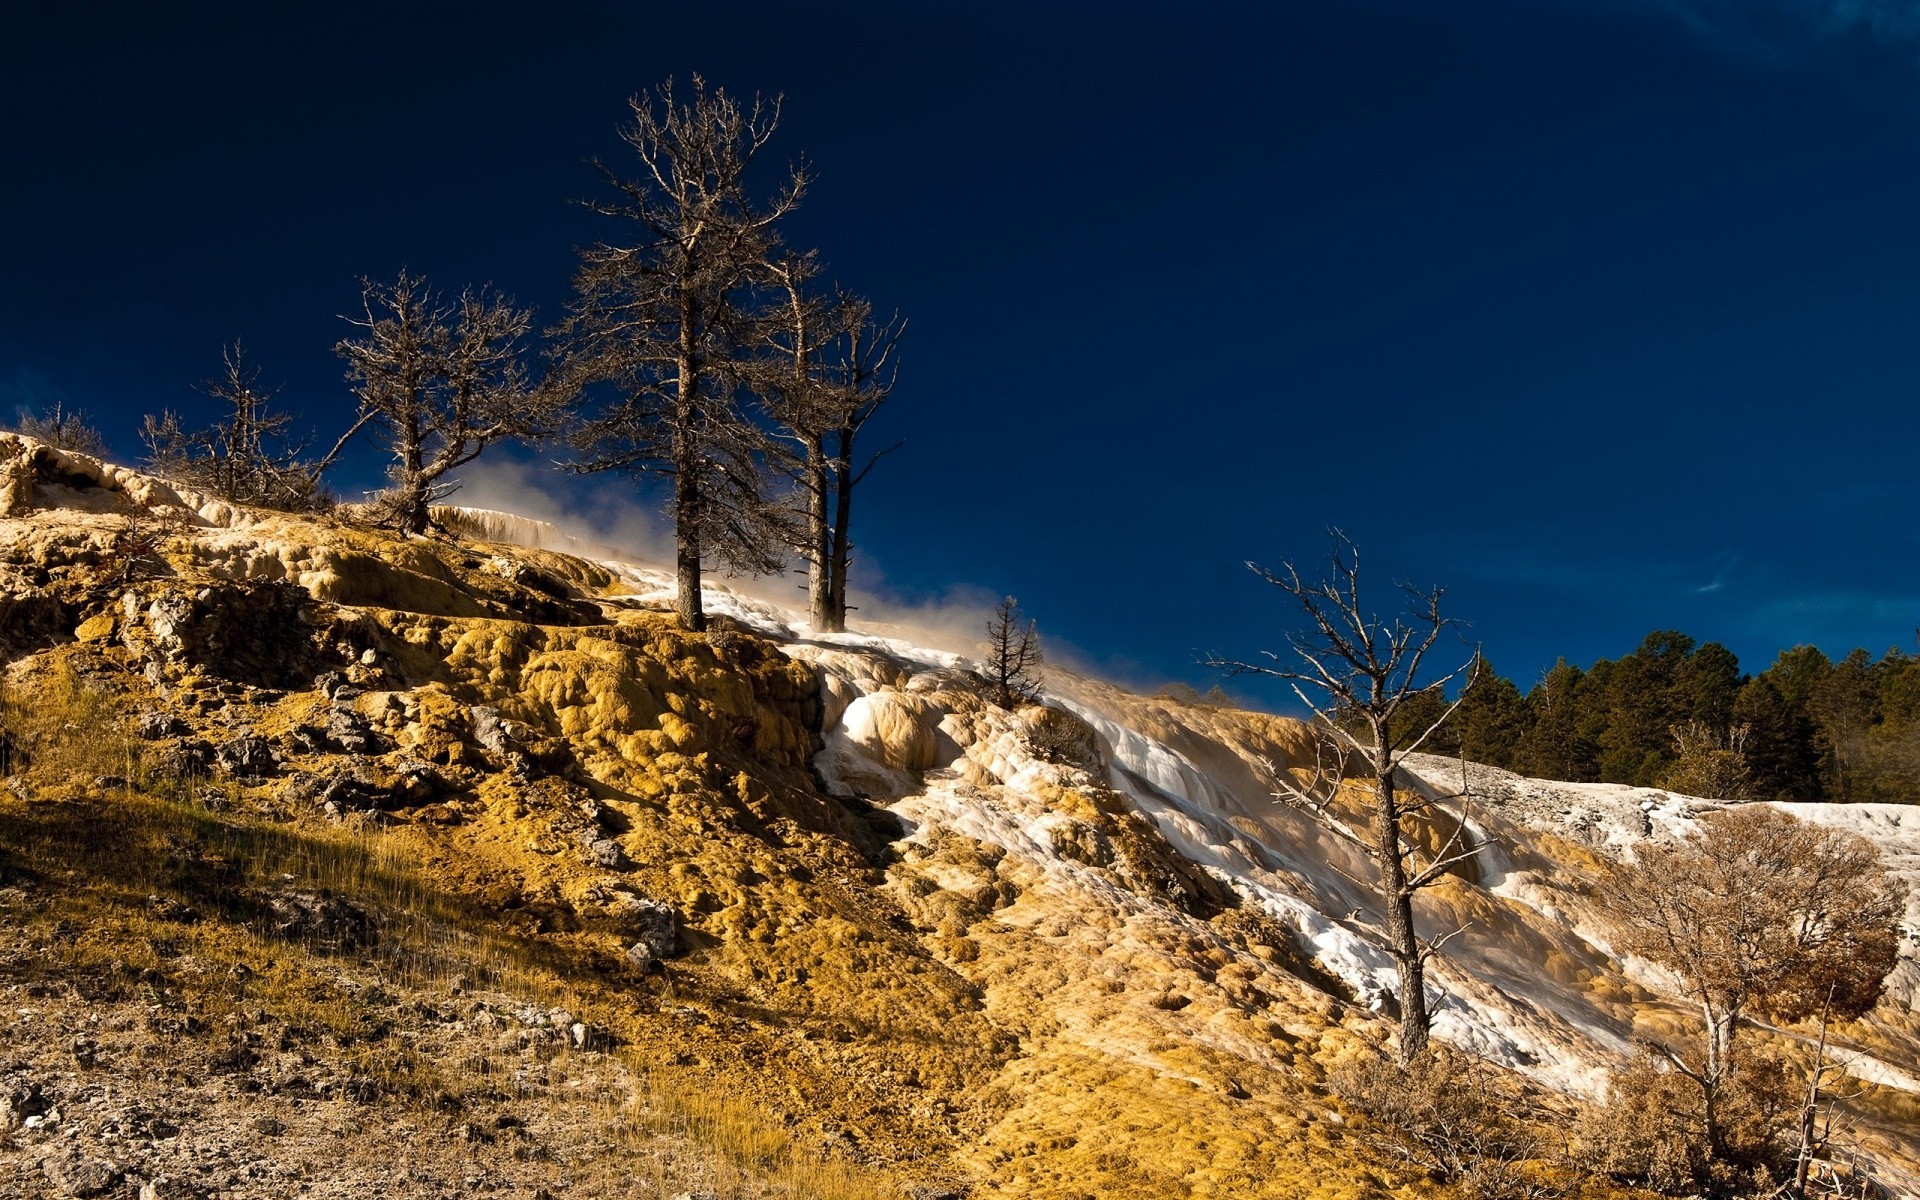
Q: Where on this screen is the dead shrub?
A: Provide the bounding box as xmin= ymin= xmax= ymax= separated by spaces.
xmin=1330 ymin=1045 xmax=1561 ymax=1200
xmin=1579 ymin=1051 xmax=1796 ymax=1197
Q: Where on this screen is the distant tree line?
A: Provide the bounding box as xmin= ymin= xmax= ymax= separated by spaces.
xmin=4 ymin=76 xmax=902 ymax=637
xmin=1380 ymin=630 xmax=1920 ymax=803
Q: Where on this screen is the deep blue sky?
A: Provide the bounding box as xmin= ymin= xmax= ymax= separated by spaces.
xmin=4 ymin=1 xmax=1919 ymax=705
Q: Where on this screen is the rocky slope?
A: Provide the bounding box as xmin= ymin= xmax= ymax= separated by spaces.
xmin=0 ymin=433 xmax=1914 ymax=1200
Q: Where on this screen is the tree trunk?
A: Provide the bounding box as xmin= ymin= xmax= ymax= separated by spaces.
xmin=1376 ymin=753 xmax=1430 ymax=1061
xmin=825 ymin=427 xmax=854 ymax=633
xmin=1700 ymin=1005 xmax=1732 ymax=1163
xmin=805 ymin=437 xmax=832 ymax=631
xmin=1793 ymin=996 xmax=1834 ymax=1199
xmin=398 ymin=409 xmax=427 ymax=535
xmin=400 ymin=484 xmax=430 ymax=535
xmin=673 ymin=319 xmax=706 ymax=633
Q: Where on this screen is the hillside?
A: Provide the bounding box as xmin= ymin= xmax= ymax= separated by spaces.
xmin=0 ymin=432 xmax=1914 ymax=1200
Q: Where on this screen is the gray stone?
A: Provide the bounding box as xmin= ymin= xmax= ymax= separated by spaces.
xmin=0 ymin=1082 xmax=49 ymax=1130
xmin=257 ymin=887 xmax=376 ymax=952
xmin=138 ymin=1177 xmax=201 ymax=1200
xmin=470 ymin=705 xmax=525 ymax=757
xmin=41 ymin=1154 xmax=121 ymax=1198
xmin=324 ymin=707 xmax=380 ymax=753
xmin=579 ymin=834 xmax=630 ymax=871
xmin=214 ymin=734 xmax=279 ymax=779
xmin=136 ymin=711 xmax=187 ymax=740
xmin=623 ymin=898 xmax=680 ymax=970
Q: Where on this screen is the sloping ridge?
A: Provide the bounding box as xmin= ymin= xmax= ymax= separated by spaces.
xmin=1 ymin=433 xmax=1915 ymax=1198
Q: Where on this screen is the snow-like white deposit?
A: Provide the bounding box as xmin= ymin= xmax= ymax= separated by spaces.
xmin=444 ymin=505 xmax=1920 ymax=1139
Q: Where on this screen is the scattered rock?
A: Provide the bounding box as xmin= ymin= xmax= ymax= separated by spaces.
xmin=470 ymin=705 xmax=527 ymax=757
xmin=387 ymin=759 xmax=449 ymax=806
xmin=1 ymin=1082 xmax=50 ymax=1130
xmin=284 ymin=767 xmax=383 ymax=812
xmin=41 ymin=1154 xmax=121 ymax=1198
xmin=214 ymin=734 xmax=279 ymax=779
xmin=622 ymin=899 xmax=681 ymax=971
xmin=255 ymin=887 xmax=376 ymax=952
xmin=579 ymin=833 xmax=630 ymax=871
xmin=324 ymin=706 xmax=381 ymax=754
xmin=122 ymin=580 xmax=322 ymax=689
xmin=0 ymin=563 xmax=68 ymax=657
xmin=136 ymin=711 xmax=188 ymax=740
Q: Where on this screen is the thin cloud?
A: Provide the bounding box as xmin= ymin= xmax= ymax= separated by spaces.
xmin=1691 ymin=553 xmax=1741 ymax=595
xmin=1735 ymin=590 xmax=1920 ymax=656
xmin=1652 ymin=0 xmax=1920 ymax=59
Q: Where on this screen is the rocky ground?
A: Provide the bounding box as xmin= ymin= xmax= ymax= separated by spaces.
xmin=1 ymin=433 xmax=1913 ymax=1200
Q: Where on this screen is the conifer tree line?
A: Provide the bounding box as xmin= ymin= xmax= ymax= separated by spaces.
xmin=1387 ymin=630 xmax=1920 ymax=803
xmin=3 ymin=77 xmax=900 ymax=636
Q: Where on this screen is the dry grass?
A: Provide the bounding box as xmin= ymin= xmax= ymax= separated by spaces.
xmin=0 ymin=669 xmax=904 ymax=1200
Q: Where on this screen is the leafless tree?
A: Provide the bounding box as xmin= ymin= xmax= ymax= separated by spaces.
xmin=1332 ymin=1045 xmax=1563 ymax=1200
xmin=1660 ymin=719 xmax=1753 ymax=802
xmin=336 ymin=270 xmax=552 ymax=535
xmin=550 ymin=76 xmax=805 ymax=632
xmin=1202 ymin=529 xmax=1480 ymax=1062
xmin=11 ymin=398 xmax=106 ymax=456
xmin=141 ymin=342 xmax=343 ymax=510
xmin=759 ymin=253 xmax=904 ymax=632
xmin=1598 ymin=806 xmax=1904 ymax=1181
xmin=985 ymin=596 xmax=1043 ymax=708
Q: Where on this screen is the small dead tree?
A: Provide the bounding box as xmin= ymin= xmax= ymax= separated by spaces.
xmin=1203 ymin=529 xmax=1479 ymax=1061
xmin=760 ymin=254 xmax=904 ymax=633
xmin=336 ymin=271 xmax=553 ymax=534
xmin=11 ymin=399 xmax=106 ymax=456
xmin=1660 ymin=719 xmax=1753 ymax=801
xmin=1332 ymin=1045 xmax=1561 ymax=1200
xmin=141 ymin=342 xmax=344 ymax=510
xmin=1599 ymin=806 xmax=1904 ymax=1185
xmin=551 ymin=76 xmax=805 ymax=632
xmin=985 ymin=596 xmax=1043 ymax=708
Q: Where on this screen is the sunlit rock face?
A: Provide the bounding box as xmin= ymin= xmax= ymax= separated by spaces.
xmin=2 ymin=435 xmax=1915 ymax=1197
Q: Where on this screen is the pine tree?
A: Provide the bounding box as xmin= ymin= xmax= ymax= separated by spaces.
xmin=336 ymin=272 xmax=552 ymax=534
xmin=142 ymin=342 xmax=341 ymax=511
xmin=550 ymin=77 xmax=805 ymax=632
xmin=1204 ymin=530 xmax=1482 ymax=1063
xmin=760 ymin=254 xmax=904 ymax=633
xmin=1450 ymin=658 xmax=1528 ymax=769
xmin=984 ymin=596 xmax=1043 ymax=708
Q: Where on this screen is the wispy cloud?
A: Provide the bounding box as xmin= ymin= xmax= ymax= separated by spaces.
xmin=1652 ymin=0 xmax=1920 ymax=59
xmin=1692 ymin=552 xmax=1741 ymax=595
xmin=1734 ymin=589 xmax=1920 ymax=655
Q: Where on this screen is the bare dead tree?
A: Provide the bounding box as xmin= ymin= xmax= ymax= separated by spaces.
xmin=1660 ymin=719 xmax=1754 ymax=801
xmin=1598 ymin=807 xmax=1903 ymax=1180
xmin=985 ymin=596 xmax=1043 ymax=708
xmin=141 ymin=342 xmax=342 ymax=510
xmin=549 ymin=76 xmax=805 ymax=632
xmin=759 ymin=253 xmax=904 ymax=632
xmin=1202 ymin=529 xmax=1480 ymax=1062
xmin=336 ymin=271 xmax=552 ymax=535
xmin=11 ymin=398 xmax=106 ymax=456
